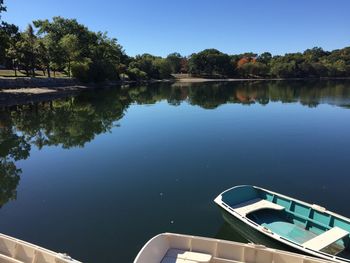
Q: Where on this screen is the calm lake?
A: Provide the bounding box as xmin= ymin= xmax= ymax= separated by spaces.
xmin=0 ymin=80 xmax=350 ymax=263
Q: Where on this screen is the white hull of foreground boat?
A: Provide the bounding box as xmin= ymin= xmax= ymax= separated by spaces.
xmin=134 ymin=232 xmax=331 ymax=263
xmin=214 ymin=185 xmax=350 ymax=263
xmin=0 ymin=232 xmax=81 ymax=263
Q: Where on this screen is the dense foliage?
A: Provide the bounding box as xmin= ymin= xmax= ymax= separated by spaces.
xmin=188 ymin=48 xmax=350 ymax=78
xmin=0 ymin=0 xmax=350 ymax=81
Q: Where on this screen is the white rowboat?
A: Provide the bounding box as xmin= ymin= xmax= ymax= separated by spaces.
xmin=134 ymin=232 xmax=331 ymax=263
xmin=0 ymin=232 xmax=81 ymax=263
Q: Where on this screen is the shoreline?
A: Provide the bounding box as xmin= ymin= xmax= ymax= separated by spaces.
xmin=1 ymin=77 xmax=350 ymax=108
xmin=0 ymin=85 xmax=92 ymax=107
xmin=174 ymin=77 xmax=350 ymax=83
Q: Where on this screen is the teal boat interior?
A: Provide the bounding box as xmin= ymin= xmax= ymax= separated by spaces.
xmin=220 ymin=186 xmax=350 ymax=259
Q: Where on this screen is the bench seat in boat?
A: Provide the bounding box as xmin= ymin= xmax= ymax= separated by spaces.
xmin=232 ymin=198 xmax=284 ymax=217
xmin=302 ymin=227 xmax=349 ymax=251
xmin=161 ymin=249 xmax=212 ymax=263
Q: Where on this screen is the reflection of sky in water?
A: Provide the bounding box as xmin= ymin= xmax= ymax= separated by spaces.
xmin=0 ymin=81 xmax=350 ymax=263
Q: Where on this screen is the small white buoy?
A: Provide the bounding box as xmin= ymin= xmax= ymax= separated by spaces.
xmin=170 ymin=220 xmax=174 ymax=224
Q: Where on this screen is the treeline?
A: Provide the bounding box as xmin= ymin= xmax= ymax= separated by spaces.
xmin=188 ymin=48 xmax=350 ymax=79
xmin=1 ymin=0 xmax=350 ymax=82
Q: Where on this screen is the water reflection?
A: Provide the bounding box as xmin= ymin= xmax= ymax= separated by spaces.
xmin=0 ymin=115 xmax=30 ymax=207
xmin=0 ymin=80 xmax=349 ymax=208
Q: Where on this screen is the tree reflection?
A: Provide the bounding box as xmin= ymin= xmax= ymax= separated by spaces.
xmin=0 ymin=80 xmax=350 ymax=207
xmin=0 ymin=159 xmax=21 ymax=207
xmin=8 ymin=90 xmax=130 ymax=149
xmin=0 ymin=115 xmax=30 ymax=207
xmin=0 ymin=88 xmax=130 ymax=207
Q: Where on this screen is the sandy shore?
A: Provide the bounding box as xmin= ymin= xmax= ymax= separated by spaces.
xmin=1 ymin=85 xmax=90 ymax=94
xmin=0 ymin=86 xmax=91 ymax=107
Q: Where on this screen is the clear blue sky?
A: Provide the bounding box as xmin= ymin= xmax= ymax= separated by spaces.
xmin=3 ymin=0 xmax=350 ymax=57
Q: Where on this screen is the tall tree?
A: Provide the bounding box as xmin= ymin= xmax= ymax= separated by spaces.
xmin=188 ymin=49 xmax=233 ymax=77
xmin=87 ymin=32 xmax=124 ymax=81
xmin=59 ymin=34 xmax=80 ymax=77
xmin=16 ymin=25 xmax=37 ymax=76
xmin=33 ymin=16 xmax=96 ymax=59
xmin=36 ymin=38 xmax=50 ymax=77
xmin=0 ymin=0 xmax=18 ymax=66
xmin=257 ymin=52 xmax=272 ymax=64
xmin=5 ymin=26 xmax=20 ymax=76
xmin=166 ymin=52 xmax=182 ymax=73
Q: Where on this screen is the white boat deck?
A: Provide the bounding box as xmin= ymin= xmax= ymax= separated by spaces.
xmin=303 ymin=227 xmax=349 ymax=251
xmin=232 ymin=198 xmax=284 ymax=217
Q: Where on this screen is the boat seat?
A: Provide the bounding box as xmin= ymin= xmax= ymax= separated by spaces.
xmin=232 ymin=198 xmax=284 ymax=217
xmin=161 ymin=248 xmax=212 ymax=263
xmin=303 ymin=226 xmax=349 ymax=251
xmin=0 ymin=253 xmax=23 ymax=263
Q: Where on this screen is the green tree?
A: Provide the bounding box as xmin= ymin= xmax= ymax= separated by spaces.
xmin=36 ymin=38 xmax=50 ymax=76
xmin=127 ymin=67 xmax=147 ymax=80
xmin=270 ymin=61 xmax=297 ymax=78
xmin=257 ymin=52 xmax=272 ymax=65
xmin=129 ymin=54 xmax=158 ymax=79
xmin=188 ymin=49 xmax=233 ymax=77
xmin=0 ymin=1 xmax=18 ymax=67
xmin=33 ymin=16 xmax=95 ymax=59
xmin=153 ymin=58 xmax=172 ymax=78
xmin=3 ymin=24 xmax=19 ymax=74
xmin=71 ymin=58 xmax=91 ymax=83
xmin=35 ymin=35 xmax=65 ymax=78
xmin=87 ymin=32 xmax=124 ymax=82
xmin=0 ymin=0 xmax=6 ymax=50
xmin=303 ymin=47 xmax=328 ymax=62
xmin=15 ymin=25 xmax=38 ymax=76
xmin=34 ymin=17 xmax=125 ymax=82
xmin=166 ymin=52 xmax=182 ymax=73
xmin=238 ymin=62 xmax=268 ymax=78
xmin=59 ymin=34 xmax=80 ymax=77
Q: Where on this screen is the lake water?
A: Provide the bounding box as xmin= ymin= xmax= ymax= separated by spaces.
xmin=0 ymin=80 xmax=350 ymax=263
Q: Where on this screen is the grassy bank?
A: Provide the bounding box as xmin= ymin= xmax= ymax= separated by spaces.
xmin=0 ymin=69 xmax=68 ymax=78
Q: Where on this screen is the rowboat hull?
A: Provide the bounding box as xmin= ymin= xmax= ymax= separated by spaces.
xmin=0 ymin=232 xmax=81 ymax=263
xmin=134 ymin=232 xmax=331 ymax=263
xmin=218 ymin=208 xmax=295 ymax=252
xmin=214 ymin=185 xmax=350 ymax=263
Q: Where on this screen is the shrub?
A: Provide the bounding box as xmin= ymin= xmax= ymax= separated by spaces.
xmin=127 ymin=67 xmax=147 ymax=81
xmin=71 ymin=59 xmax=91 ymax=82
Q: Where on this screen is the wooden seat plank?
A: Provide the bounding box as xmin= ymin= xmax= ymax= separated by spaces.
xmin=232 ymin=198 xmax=284 ymax=217
xmin=303 ymin=226 xmax=349 ymax=251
